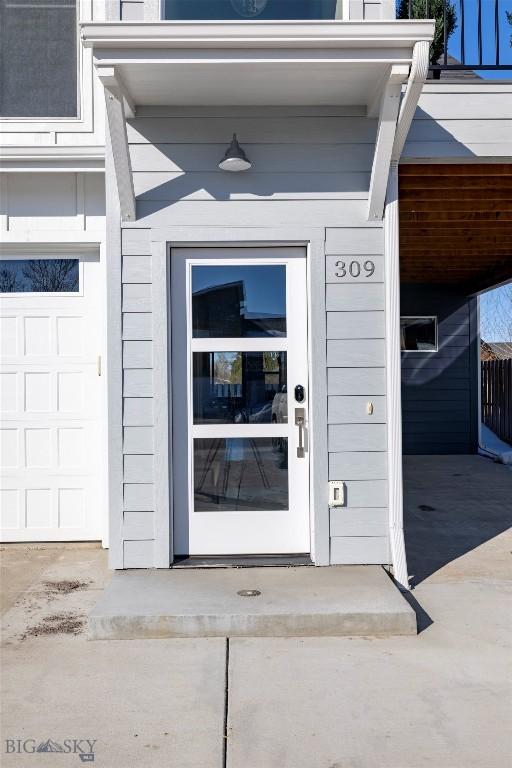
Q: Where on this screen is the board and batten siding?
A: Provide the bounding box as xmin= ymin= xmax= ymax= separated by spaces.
xmin=118 ymin=106 xmax=389 ymax=567
xmin=401 ymin=285 xmax=479 ymax=455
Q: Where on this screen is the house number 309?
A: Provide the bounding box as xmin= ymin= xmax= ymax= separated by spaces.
xmin=335 ymin=260 xmax=375 ymax=278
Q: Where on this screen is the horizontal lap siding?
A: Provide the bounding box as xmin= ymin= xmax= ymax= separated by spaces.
xmin=404 ymin=89 xmax=512 ymax=159
xmin=120 ymin=107 xmax=388 ymax=567
xmin=325 ymin=225 xmax=388 ymax=563
xmin=401 ymin=285 xmax=478 ymax=455
xmin=120 ymin=246 xmax=156 ymax=559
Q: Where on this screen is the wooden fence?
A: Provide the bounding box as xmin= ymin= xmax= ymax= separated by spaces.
xmin=481 ymin=359 xmax=512 ymax=445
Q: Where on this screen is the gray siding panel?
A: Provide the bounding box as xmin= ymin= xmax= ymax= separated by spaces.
xmin=326 ymin=283 xmax=385 ymax=312
xmin=134 ymin=172 xmax=370 ymax=200
xmin=123 ymin=483 xmax=154 ymax=511
xmin=123 ymin=539 xmax=155 ymax=568
xmin=122 ymin=283 xmax=153 ymax=313
xmin=124 ymin=454 xmax=155 ymax=483
xmin=328 ymin=395 xmax=386 ymax=423
xmin=122 ymin=312 xmax=153 ymax=341
xmin=325 ymin=229 xmax=383 ymax=255
xmin=123 ymin=369 xmax=153 ymax=397
xmin=330 ymin=536 xmax=389 ymax=565
xmin=327 ymin=339 xmax=385 ymax=367
xmin=330 ymin=508 xmax=388 ymax=537
xmin=329 ymin=451 xmax=387 ymax=480
xmin=130 ymin=143 xmax=375 ymax=174
xmin=327 ymin=311 xmax=385 ymax=339
xmin=122 ymin=255 xmax=152 ymax=283
xmin=123 ymin=426 xmax=154 ymax=455
xmin=126 ymin=116 xmax=378 ymax=144
xmin=328 ymin=367 xmax=386 ymax=395
xmin=123 ymin=397 xmax=154 ymax=426
xmin=135 ymin=200 xmax=374 ymax=228
xmin=123 ymin=511 xmax=156 ymax=540
xmin=329 ymin=424 xmax=387 ymax=452
xmin=117 ymin=108 xmax=391 ymax=567
xmin=122 ymin=228 xmax=151 ymax=256
xmin=344 ymin=480 xmax=388 ymax=507
xmin=123 ymin=341 xmax=153 ymax=368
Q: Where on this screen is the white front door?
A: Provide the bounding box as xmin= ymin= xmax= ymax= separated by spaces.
xmin=0 ymin=254 xmax=103 ymax=542
xmin=171 ymin=247 xmax=310 ymax=556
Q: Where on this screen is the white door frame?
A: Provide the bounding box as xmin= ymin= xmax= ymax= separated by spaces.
xmin=149 ymin=226 xmax=329 ymax=567
xmin=172 ymin=248 xmax=310 ymax=556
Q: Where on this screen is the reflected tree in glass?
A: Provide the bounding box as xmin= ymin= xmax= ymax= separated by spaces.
xmin=0 ymin=259 xmax=79 ymax=293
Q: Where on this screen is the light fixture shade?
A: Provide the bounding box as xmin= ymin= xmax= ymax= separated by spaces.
xmin=218 ymin=133 xmax=252 ymax=172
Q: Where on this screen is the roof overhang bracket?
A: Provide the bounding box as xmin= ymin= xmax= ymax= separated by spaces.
xmin=367 ymin=64 xmax=409 ymax=221
xmin=367 ymin=40 xmax=430 ymax=221
xmin=96 ymin=65 xmax=136 ymax=223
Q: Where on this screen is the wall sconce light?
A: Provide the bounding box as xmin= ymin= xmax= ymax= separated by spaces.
xmin=218 ymin=133 xmax=252 ymax=172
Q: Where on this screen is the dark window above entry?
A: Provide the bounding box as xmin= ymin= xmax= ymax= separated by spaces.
xmin=0 ymin=0 xmax=77 ymax=118
xmin=164 ymin=0 xmax=339 ymax=20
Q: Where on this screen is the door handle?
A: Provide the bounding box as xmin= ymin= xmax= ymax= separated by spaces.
xmin=295 ymin=408 xmax=305 ymax=458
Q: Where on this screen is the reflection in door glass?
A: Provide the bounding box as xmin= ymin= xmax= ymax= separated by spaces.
xmin=193 ymin=351 xmax=287 ymax=424
xmin=194 ymin=438 xmax=288 ymax=511
xmin=192 ymin=265 xmax=286 ymax=337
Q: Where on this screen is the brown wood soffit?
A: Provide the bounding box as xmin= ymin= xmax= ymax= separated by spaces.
xmin=399 ymin=164 xmax=512 ymax=294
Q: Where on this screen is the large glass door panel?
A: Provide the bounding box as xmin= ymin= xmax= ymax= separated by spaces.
xmin=171 ymin=248 xmax=310 ymax=556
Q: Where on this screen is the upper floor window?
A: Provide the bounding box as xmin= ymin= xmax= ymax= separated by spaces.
xmin=164 ymin=0 xmax=339 ymax=20
xmin=0 ymin=0 xmax=78 ymax=118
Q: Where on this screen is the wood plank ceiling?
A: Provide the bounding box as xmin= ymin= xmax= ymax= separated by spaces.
xmin=399 ymin=164 xmax=512 ymax=294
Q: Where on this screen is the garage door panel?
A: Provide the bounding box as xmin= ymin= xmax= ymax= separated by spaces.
xmin=1 ymin=421 xmax=97 ymax=473
xmin=0 ymin=257 xmax=103 ymax=542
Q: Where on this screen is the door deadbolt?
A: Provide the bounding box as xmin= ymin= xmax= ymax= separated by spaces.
xmin=294 ymin=384 xmax=305 ymax=403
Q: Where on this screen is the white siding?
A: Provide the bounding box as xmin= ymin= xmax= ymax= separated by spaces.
xmin=0 ymin=173 xmax=105 ymax=234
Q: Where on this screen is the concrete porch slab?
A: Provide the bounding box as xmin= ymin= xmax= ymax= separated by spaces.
xmin=88 ymin=565 xmax=416 ymax=640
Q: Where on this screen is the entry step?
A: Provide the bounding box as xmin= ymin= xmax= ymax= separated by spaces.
xmin=88 ymin=566 xmax=416 ymax=639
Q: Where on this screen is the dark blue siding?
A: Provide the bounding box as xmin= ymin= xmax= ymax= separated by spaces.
xmin=401 ymin=285 xmax=479 ymax=455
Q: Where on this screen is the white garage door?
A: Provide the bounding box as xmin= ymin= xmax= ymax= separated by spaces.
xmin=0 ymin=254 xmax=104 ymax=541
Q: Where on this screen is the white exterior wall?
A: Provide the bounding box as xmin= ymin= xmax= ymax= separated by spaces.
xmin=0 ymin=1 xmax=109 ymax=545
xmin=0 ymin=173 xmax=104 ymax=237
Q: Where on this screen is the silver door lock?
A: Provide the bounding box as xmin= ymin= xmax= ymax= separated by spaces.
xmin=295 ymin=408 xmax=305 ymax=458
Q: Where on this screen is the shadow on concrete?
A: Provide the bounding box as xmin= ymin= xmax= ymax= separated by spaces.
xmin=400 ymin=589 xmax=434 ymax=634
xmin=403 ymin=455 xmax=512 ymax=588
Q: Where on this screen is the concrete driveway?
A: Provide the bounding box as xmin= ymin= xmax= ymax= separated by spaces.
xmin=1 ymin=455 xmax=511 ymax=767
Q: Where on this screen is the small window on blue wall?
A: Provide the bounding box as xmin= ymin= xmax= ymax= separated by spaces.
xmin=0 ymin=259 xmax=79 ymax=293
xmin=164 ymin=0 xmax=338 ymax=20
xmin=400 ymin=317 xmax=438 ymax=352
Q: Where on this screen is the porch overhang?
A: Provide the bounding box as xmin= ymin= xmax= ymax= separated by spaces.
xmin=81 ymin=21 xmax=434 ymax=221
